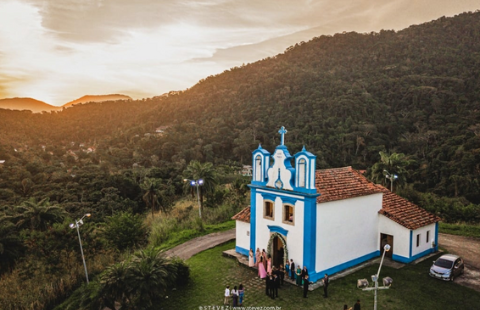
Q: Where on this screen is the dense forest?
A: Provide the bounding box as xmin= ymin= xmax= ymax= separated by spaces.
xmin=0 ymin=10 xmax=480 ymax=310
xmin=1 ymin=12 xmax=479 ymax=204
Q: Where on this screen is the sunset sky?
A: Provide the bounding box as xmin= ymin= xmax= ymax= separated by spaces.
xmin=0 ymin=0 xmax=478 ymax=106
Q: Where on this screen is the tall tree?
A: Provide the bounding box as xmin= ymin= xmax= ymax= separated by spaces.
xmin=141 ymin=178 xmax=174 ymax=217
xmin=141 ymin=178 xmax=161 ymax=217
xmin=370 ymin=151 xmax=412 ymax=192
xmin=182 ymin=160 xmax=217 ymax=212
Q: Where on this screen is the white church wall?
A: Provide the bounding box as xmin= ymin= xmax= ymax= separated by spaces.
xmin=235 ymin=220 xmax=250 ymax=256
xmin=378 ymin=215 xmax=410 ymax=259
xmin=255 ymin=190 xmax=304 ymax=266
xmin=412 ymin=223 xmax=436 ymax=257
xmin=315 ymin=193 xmax=383 ymax=274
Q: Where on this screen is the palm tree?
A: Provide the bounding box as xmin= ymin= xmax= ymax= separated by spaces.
xmin=99 ymin=248 xmax=176 ymax=310
xmin=141 ymin=178 xmax=160 ymax=217
xmin=126 ymin=248 xmax=176 ymax=309
xmin=99 ymin=261 xmax=130 ymax=309
xmin=12 ymin=197 xmax=67 ymax=231
xmin=141 ymin=178 xmax=174 ymax=217
xmin=370 ymin=151 xmax=412 ymax=192
xmin=183 ymin=160 xmax=217 ymax=212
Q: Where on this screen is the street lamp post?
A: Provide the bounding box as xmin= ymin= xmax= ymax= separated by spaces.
xmin=383 ymin=170 xmax=398 ymax=192
xmin=70 ymin=213 xmax=91 ymax=284
xmin=357 ymin=244 xmax=393 ymax=310
xmin=184 ymin=179 xmax=204 ymax=218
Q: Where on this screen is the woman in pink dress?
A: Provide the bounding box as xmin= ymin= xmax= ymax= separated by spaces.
xmin=255 ymin=248 xmax=261 ymax=267
xmin=267 ymin=255 xmax=272 ymax=274
xmin=249 ymin=248 xmax=255 ymax=267
xmin=261 ymin=249 xmax=267 ymax=270
xmin=258 ymin=256 xmax=267 ymax=278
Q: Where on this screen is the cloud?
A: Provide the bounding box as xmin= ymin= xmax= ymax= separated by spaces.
xmin=0 ymin=0 xmax=478 ymax=105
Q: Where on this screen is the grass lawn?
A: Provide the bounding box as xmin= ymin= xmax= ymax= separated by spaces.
xmin=161 ymin=240 xmax=480 ymax=310
xmin=439 ymin=222 xmax=480 ymax=238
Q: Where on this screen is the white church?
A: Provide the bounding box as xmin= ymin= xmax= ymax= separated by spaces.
xmin=232 ymin=127 xmax=440 ymax=283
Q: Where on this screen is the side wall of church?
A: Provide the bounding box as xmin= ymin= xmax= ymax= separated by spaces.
xmin=315 ymin=193 xmax=383 ymax=275
xmin=378 ymin=215 xmax=410 ymax=258
xmin=235 ymin=220 xmax=250 ymax=256
xmin=254 ymin=190 xmax=305 ymax=267
xmin=411 ymin=223 xmax=437 ymax=258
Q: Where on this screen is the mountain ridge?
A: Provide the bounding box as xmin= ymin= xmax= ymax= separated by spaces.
xmin=0 ymin=97 xmax=60 ymax=113
xmin=0 ymin=94 xmax=132 ymax=112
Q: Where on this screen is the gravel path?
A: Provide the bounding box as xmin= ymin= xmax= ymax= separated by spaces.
xmin=438 ymin=233 xmax=480 ymax=292
xmin=164 ymin=228 xmax=235 ymax=260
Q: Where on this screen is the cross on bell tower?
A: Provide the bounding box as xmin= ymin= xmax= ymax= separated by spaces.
xmin=278 ymin=126 xmax=287 ymax=146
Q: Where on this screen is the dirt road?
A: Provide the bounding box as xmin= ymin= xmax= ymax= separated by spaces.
xmin=438 ymin=233 xmax=480 ymax=292
xmin=164 ymin=229 xmax=235 ymax=260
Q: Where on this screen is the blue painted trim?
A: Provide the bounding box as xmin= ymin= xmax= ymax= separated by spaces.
xmin=250 ymin=188 xmax=256 ymax=263
xmin=292 ymin=187 xmax=318 ymax=194
xmin=236 ymin=246 xmax=249 ymax=257
xmin=393 ymin=247 xmax=434 ymax=264
xmin=303 ymin=196 xmax=317 ymax=275
xmin=260 ymin=193 xmax=276 ymax=202
xmin=253 ymin=146 xmax=270 ymax=155
xmin=312 ymin=250 xmax=381 ymax=283
xmin=409 ymin=230 xmax=413 ymax=258
xmin=251 ymin=185 xmax=320 ymax=198
xmin=274 ymin=168 xmax=284 ymax=189
xmin=251 ymin=180 xmax=267 ymax=186
xmin=392 ymin=254 xmax=410 ymax=264
xmin=434 ymin=222 xmax=439 ymax=252
xmin=281 ymin=197 xmax=297 ymax=205
xmin=267 ymin=225 xmax=289 ymax=236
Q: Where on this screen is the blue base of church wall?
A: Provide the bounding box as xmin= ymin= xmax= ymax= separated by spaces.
xmin=236 ymin=246 xmax=249 ymax=257
xmin=392 ymin=247 xmax=437 ymax=264
xmin=310 ymin=250 xmax=381 ymax=283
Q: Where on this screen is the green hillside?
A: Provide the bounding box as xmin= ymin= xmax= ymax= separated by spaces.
xmin=1 ymin=11 xmax=479 ymax=206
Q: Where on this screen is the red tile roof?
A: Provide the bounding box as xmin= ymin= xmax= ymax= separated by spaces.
xmin=377 ymin=185 xmax=441 ymax=230
xmin=232 ymin=167 xmax=440 ymax=230
xmin=315 ymin=167 xmax=382 ymax=203
xmin=232 ymin=206 xmax=250 ymax=223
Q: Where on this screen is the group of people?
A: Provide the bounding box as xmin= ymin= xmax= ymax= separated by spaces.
xmin=242 ymin=248 xmax=361 ymax=308
xmin=223 ymin=284 xmax=245 ymax=307
xmin=250 ymin=249 xmax=315 ymax=298
xmin=344 ymin=299 xmax=361 ymax=310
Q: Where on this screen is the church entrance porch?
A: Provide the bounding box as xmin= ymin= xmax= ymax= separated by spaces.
xmin=380 ymin=233 xmax=394 ymax=258
xmin=267 ymin=232 xmax=287 ymax=269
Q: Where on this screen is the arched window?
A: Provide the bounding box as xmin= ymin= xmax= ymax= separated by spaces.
xmin=255 ymin=155 xmax=262 ymax=181
xmin=264 ymin=200 xmax=274 ymax=220
xmin=283 ymin=204 xmax=294 ymax=225
xmin=298 ymin=158 xmax=306 ymax=187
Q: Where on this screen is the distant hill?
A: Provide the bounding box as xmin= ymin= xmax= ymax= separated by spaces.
xmin=0 ymin=97 xmax=60 ymax=113
xmin=62 ymin=94 xmax=132 ymax=108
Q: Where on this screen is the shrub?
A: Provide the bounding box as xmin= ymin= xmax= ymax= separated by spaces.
xmin=102 ymin=212 xmax=148 ymax=250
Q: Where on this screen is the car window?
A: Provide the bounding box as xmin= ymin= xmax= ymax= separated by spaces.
xmin=435 ymin=258 xmax=453 ymax=269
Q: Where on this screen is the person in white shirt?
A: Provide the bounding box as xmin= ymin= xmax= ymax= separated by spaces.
xmin=224 ymin=285 xmax=230 ymax=305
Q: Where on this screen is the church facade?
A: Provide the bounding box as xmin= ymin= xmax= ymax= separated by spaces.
xmin=233 ymin=127 xmax=440 ymax=283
